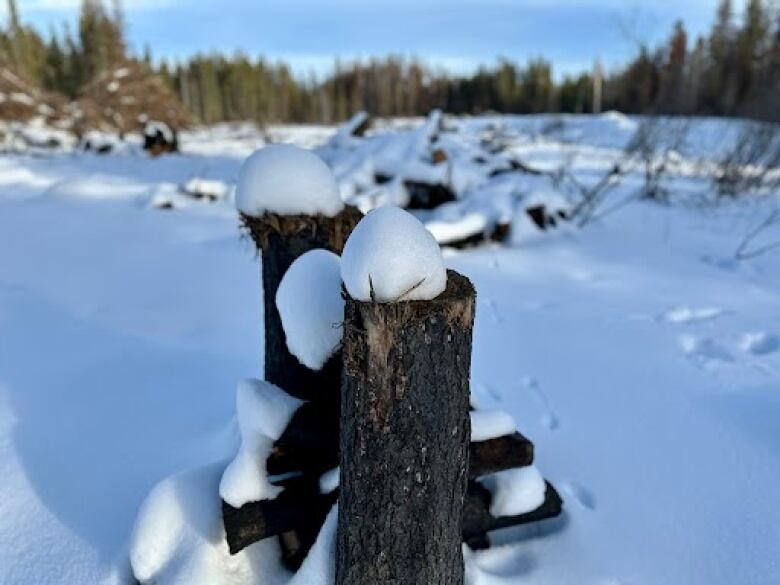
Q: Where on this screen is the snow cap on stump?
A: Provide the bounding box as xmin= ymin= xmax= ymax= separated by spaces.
xmin=341 ymin=205 xmax=447 ymax=302
xmin=276 ymin=249 xmax=344 ymax=370
xmin=235 ymin=144 xmax=344 ymax=217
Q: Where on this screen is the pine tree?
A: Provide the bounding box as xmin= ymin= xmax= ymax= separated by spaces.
xmin=660 ymin=20 xmax=688 ymax=112
xmin=735 ymin=0 xmax=772 ymax=113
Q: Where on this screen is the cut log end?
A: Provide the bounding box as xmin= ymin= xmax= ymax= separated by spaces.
xmin=241 ymin=206 xmax=363 ymax=255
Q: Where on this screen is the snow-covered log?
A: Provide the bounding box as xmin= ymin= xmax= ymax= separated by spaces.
xmin=337 ymin=269 xmax=474 ymax=585
xmin=222 ymin=474 xmax=338 ymax=556
xmin=462 ymin=480 xmax=563 ymax=550
xmin=143 ymin=120 xmax=178 ymax=155
xmin=526 ymin=204 xmax=568 ymax=230
xmin=221 ymin=474 xmax=557 ymax=556
xmin=328 ymin=112 xmax=372 ymax=148
xmin=237 ymin=145 xmax=362 ymax=400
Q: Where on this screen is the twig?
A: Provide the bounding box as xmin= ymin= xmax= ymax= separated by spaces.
xmin=735 ymin=209 xmax=780 ymax=260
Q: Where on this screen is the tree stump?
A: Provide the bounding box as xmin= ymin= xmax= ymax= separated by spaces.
xmin=240 ymin=205 xmax=362 ymax=567
xmin=337 ymin=270 xmax=475 ymax=585
xmin=241 ymin=206 xmax=362 ymax=401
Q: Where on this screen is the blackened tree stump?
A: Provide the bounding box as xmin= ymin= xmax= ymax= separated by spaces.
xmin=336 ymin=270 xmax=475 ymax=585
xmin=239 ymin=206 xmax=362 ymax=567
xmin=241 ymin=206 xmax=362 ymax=400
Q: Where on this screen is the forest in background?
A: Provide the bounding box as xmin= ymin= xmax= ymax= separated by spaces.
xmin=0 ymin=0 xmax=778 ymax=129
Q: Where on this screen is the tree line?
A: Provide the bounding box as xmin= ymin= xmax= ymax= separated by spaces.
xmin=0 ymin=0 xmax=778 ymax=127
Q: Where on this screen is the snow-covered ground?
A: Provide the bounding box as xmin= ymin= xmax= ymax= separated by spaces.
xmin=0 ymin=114 xmax=779 ymax=584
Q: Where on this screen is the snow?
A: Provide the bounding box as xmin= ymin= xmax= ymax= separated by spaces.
xmin=276 ymin=250 xmax=344 ymax=370
xmin=182 ymin=177 xmax=231 ymax=202
xmin=235 ymin=144 xmax=344 ymax=218
xmin=341 ymin=206 xmax=447 ymax=302
xmin=426 ymin=212 xmax=490 ymax=245
xmin=46 ymin=174 xmax=152 ymax=201
xmin=219 ymin=379 xmax=302 ymax=508
xmin=479 ymin=466 xmax=547 ymax=518
xmin=470 ymin=409 xmax=517 ymax=442
xmin=739 ymin=332 xmax=779 ymax=356
xmin=0 ymin=114 xmax=780 ymax=585
xmin=129 ymin=461 xmax=288 ymax=585
xmin=319 ymin=468 xmax=340 ymax=494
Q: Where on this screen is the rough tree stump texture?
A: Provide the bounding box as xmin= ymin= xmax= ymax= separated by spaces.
xmin=241 ymin=206 xmax=362 ymax=400
xmin=337 ymin=270 xmax=475 ymax=585
xmin=240 ymin=205 xmax=362 ymax=567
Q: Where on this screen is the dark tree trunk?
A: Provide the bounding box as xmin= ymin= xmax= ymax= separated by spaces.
xmin=336 ymin=270 xmax=475 ymax=585
xmin=239 ymin=206 xmax=362 ymax=567
xmin=241 ymin=206 xmax=362 ymax=401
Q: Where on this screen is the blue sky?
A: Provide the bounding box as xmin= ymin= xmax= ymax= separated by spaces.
xmin=11 ymin=0 xmax=737 ymax=78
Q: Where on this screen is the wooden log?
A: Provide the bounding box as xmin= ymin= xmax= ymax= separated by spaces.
xmin=266 ymin=399 xmax=341 ymax=476
xmin=222 ymin=477 xmax=562 ymax=555
xmin=241 ymin=206 xmax=362 ymax=401
xmin=345 ymin=111 xmax=372 ymax=138
xmin=525 ymin=205 xmax=548 ymax=230
xmin=469 ymin=432 xmax=533 ymax=477
xmin=435 ymin=222 xmax=512 ymax=250
xmin=490 ymin=222 xmax=512 ymax=244
xmin=461 ymin=480 xmax=563 ymax=547
xmin=241 ymin=206 xmax=362 ymax=558
xmin=222 ymin=475 xmax=338 ymax=556
xmin=336 ymin=270 xmax=474 ymax=585
xmin=266 ymin=421 xmax=533 ymax=478
xmin=404 ymin=180 xmax=457 ymax=209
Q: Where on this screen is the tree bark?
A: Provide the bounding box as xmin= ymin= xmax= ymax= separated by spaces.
xmin=336 ymin=270 xmax=474 ymax=585
xmin=239 ymin=206 xmax=362 ymax=567
xmin=266 ymin=424 xmax=533 ymax=479
xmin=241 ymin=206 xmax=362 ymax=401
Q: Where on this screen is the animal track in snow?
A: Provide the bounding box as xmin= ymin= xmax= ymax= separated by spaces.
xmin=473 ymin=380 xmax=503 ymax=405
xmin=678 ymin=330 xmax=780 ymax=382
xmin=521 ymin=376 xmax=560 ymax=431
xmin=679 ymin=334 xmax=734 ymax=366
xmin=483 ymin=298 xmax=504 ymax=324
xmin=663 ymin=306 xmax=724 ymax=324
xmin=560 ymin=481 xmax=597 ymax=511
xmin=738 ymin=332 xmax=779 ymax=356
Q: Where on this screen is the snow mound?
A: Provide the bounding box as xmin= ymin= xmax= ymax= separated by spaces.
xmin=276 ymin=250 xmax=344 ymax=370
xmin=130 ymin=461 xmax=287 ymax=585
xmin=341 ymin=206 xmax=447 ymax=302
xmin=46 ymin=175 xmax=151 ymax=202
xmin=470 ymin=409 xmax=517 ymax=442
xmin=220 ymin=379 xmax=302 ymax=508
xmin=479 ymin=465 xmax=546 ymax=518
xmin=235 ymin=144 xmax=344 ymax=217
